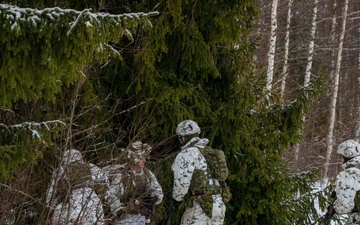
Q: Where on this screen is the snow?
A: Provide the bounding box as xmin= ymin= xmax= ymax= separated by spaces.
xmin=9 ymin=120 xmax=66 ymax=140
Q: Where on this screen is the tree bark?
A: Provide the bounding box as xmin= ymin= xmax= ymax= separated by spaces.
xmin=294 ymin=0 xmax=319 ymax=161
xmin=324 ymin=0 xmax=349 ymax=180
xmin=265 ymin=0 xmax=278 ymax=99
xmin=280 ymin=0 xmax=294 ymax=102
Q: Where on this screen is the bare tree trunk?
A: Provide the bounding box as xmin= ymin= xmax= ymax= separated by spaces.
xmin=294 ymin=0 xmax=319 ymax=161
xmin=329 ymin=0 xmax=338 ymax=80
xmin=324 ymin=0 xmax=349 ymax=180
xmin=280 ymin=0 xmax=293 ymax=102
xmin=265 ymin=0 xmax=278 ymax=99
xmin=356 ymin=13 xmax=360 ymax=141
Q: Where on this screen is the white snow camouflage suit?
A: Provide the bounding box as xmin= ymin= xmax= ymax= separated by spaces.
xmin=105 ymin=165 xmax=163 ymax=225
xmin=46 ymin=149 xmax=109 ymax=225
xmin=334 ymin=155 xmax=360 ymax=224
xmin=172 ymin=137 xmax=226 ymax=225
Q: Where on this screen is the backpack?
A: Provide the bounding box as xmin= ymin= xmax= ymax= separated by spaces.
xmin=197 ymin=146 xmax=229 ymax=181
xmin=187 ymin=146 xmax=230 ymax=218
xmin=56 ymin=161 xmax=93 ymax=203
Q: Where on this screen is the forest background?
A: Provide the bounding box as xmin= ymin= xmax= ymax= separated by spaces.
xmin=0 ymin=0 xmax=356 ymax=224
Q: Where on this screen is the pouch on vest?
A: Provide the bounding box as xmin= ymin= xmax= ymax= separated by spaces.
xmin=197 ymin=146 xmax=229 ymax=181
xmin=118 ymin=167 xmax=152 ymax=216
xmin=196 ymin=195 xmax=213 ymax=219
xmin=353 ymin=191 xmax=360 ymax=212
xmin=189 ymin=169 xmax=208 ymax=196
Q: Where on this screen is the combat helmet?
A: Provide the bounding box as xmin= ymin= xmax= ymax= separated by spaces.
xmin=176 ymin=120 xmax=201 ymax=137
xmin=337 ymin=140 xmax=360 ymax=159
xmin=126 ymin=141 xmax=152 ymax=163
xmin=63 ymin=149 xmax=84 ymax=165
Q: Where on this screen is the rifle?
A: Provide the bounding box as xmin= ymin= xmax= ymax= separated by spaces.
xmin=166 ymin=209 xmax=174 ymax=225
xmin=322 ymin=204 xmax=335 ymax=225
xmin=142 ymin=196 xmax=158 ymax=219
xmin=166 ymin=199 xmax=182 ymax=225
xmin=313 ymin=191 xmax=336 ymax=225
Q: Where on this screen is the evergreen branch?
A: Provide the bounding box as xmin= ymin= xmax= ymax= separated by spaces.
xmin=0 ymin=4 xmax=159 ymax=106
xmin=7 ymin=120 xmax=66 ymax=140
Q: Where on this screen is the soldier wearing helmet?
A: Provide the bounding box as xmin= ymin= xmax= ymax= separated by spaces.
xmin=46 ymin=149 xmax=108 ymax=225
xmin=333 ymin=140 xmax=360 ymax=224
xmin=105 ymin=141 xmax=163 ymax=225
xmin=171 ymin=120 xmax=226 ymax=225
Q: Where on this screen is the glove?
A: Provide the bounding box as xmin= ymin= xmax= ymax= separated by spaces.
xmin=142 ymin=196 xmax=159 ymax=218
xmin=142 ymin=196 xmax=158 ymax=206
xmin=331 ymin=191 xmax=337 ymax=199
xmin=116 ymin=209 xmax=124 ymax=219
xmin=323 ymin=205 xmax=336 ymax=224
xmin=171 ymin=198 xmax=182 ymax=211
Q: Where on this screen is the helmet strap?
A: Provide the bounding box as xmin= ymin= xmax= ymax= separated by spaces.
xmin=179 ymin=134 xmax=198 ymax=145
xmin=343 ymin=156 xmax=353 ymax=163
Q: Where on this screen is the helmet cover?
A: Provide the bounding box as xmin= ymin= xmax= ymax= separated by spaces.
xmin=63 ymin=149 xmax=84 ymax=165
xmin=126 ymin=141 xmax=152 ymax=163
xmin=176 ymin=120 xmax=201 ymax=136
xmin=337 ymin=140 xmax=360 ymax=158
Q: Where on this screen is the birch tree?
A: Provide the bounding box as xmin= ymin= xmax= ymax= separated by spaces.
xmin=355 ymin=5 xmax=360 ymax=141
xmin=324 ymin=0 xmax=349 ymax=180
xmin=280 ymin=0 xmax=293 ymax=101
xmin=265 ymin=0 xmax=278 ymax=99
xmin=294 ymin=0 xmax=319 ymax=161
xmin=329 ymin=0 xmax=338 ymax=80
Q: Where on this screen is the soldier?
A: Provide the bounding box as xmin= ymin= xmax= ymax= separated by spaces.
xmin=171 ymin=120 xmax=228 ymax=225
xmin=105 ymin=141 xmax=163 ymax=225
xmin=46 ymin=149 xmax=108 ymax=225
xmin=333 ymin=139 xmax=360 ymax=225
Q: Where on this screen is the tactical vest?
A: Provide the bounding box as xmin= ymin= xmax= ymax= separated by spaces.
xmin=57 ymin=161 xmax=93 ymax=202
xmin=189 ymin=146 xmax=229 ymax=195
xmin=198 ymin=146 xmax=229 ymax=181
xmin=116 ymin=167 xmax=152 ymax=215
xmin=187 ymin=146 xmax=231 ymax=218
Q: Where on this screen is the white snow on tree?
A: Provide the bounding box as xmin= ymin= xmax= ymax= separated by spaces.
xmin=0 ymin=4 xmax=158 ymax=106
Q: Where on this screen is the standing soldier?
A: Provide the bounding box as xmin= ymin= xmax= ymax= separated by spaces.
xmin=105 ymin=141 xmax=163 ymax=225
xmin=332 ymin=140 xmax=360 ymax=224
xmin=46 ymin=149 xmax=108 ymax=225
xmin=171 ymin=120 xmax=229 ymax=225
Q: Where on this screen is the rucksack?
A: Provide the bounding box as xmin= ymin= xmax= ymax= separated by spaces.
xmin=197 ymin=146 xmax=228 ymax=181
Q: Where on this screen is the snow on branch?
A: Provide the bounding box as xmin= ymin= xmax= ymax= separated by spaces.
xmin=7 ymin=120 xmax=66 ymax=140
xmin=0 ymin=4 xmax=158 ymax=106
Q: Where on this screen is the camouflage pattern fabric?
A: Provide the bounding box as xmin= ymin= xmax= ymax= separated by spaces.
xmin=58 ymin=161 xmax=93 ymax=193
xmin=221 ymin=186 xmax=232 ymax=203
xmin=334 ymin=155 xmax=360 ymax=224
xmin=111 ymin=213 xmax=146 ymax=225
xmin=171 ymin=137 xmax=226 ymax=225
xmin=105 ymin=165 xmax=163 ymax=225
xmin=197 ymin=146 xmax=228 ymax=181
xmin=46 ymin=149 xmax=109 ymax=225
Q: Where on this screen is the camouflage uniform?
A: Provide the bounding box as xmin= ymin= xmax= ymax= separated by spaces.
xmin=334 ymin=140 xmax=360 ymax=225
xmin=46 ymin=149 xmax=109 ymax=225
xmin=172 ymin=136 xmax=226 ymax=225
xmin=105 ymin=141 xmax=163 ymax=225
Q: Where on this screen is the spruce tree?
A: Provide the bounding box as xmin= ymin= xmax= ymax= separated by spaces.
xmin=0 ymin=2 xmax=156 ymax=178
xmin=92 ymin=1 xmax=323 ymax=224
xmin=0 ymin=0 xmax=325 ymax=224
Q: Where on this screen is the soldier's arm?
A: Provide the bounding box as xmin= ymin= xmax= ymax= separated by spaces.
xmin=171 ymin=149 xmax=196 ymax=201
xmin=149 ymin=170 xmax=164 ymax=205
xmin=333 ymin=170 xmax=358 ymax=214
xmin=105 ymin=174 xmax=123 ymax=215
